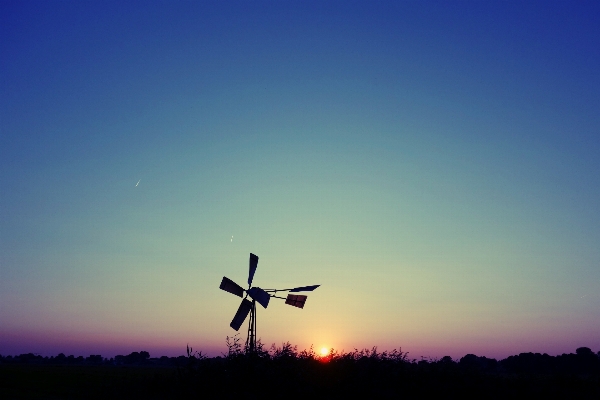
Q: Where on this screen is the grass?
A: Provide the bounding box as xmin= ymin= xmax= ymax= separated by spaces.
xmin=1 ymin=342 xmax=599 ymax=399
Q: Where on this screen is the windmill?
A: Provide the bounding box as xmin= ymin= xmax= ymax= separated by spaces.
xmin=219 ymin=253 xmax=320 ymax=353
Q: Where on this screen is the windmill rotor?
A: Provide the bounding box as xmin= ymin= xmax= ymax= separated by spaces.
xmin=219 ymin=277 xmax=244 ymax=297
xmin=248 ymin=253 xmax=258 ymax=286
xmin=218 ymin=253 xmax=320 ymax=353
xmin=230 ymin=299 xmax=252 ymax=331
xmin=246 ymin=287 xmax=270 ymax=309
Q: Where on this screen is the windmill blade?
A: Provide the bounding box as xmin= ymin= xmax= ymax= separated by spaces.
xmin=230 ymin=298 xmax=253 ymax=331
xmin=247 ymin=287 xmax=270 ymax=309
xmin=248 ymin=253 xmax=259 ymax=286
xmin=219 ymin=277 xmax=245 ymax=297
xmin=289 ymin=284 xmax=320 ymax=292
xmin=285 ymin=294 xmax=308 ymax=309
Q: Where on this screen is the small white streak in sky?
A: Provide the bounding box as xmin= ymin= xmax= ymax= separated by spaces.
xmin=231 ymin=236 xmax=233 ymax=242
xmin=136 ymin=179 xmax=141 ymax=187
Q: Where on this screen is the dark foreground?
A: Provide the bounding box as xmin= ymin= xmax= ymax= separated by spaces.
xmin=2 ymin=346 xmax=599 ymax=399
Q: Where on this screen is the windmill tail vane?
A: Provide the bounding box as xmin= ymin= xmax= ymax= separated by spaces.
xmin=218 ymin=253 xmax=320 ymax=353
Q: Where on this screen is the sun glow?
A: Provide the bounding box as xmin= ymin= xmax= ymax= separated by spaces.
xmin=320 ymin=347 xmax=329 ymax=356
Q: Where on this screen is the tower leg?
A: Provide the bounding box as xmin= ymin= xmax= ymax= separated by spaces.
xmin=252 ymin=300 xmax=256 ymax=353
xmin=246 ymin=300 xmax=256 ymax=353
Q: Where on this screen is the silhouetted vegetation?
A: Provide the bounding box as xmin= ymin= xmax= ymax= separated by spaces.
xmin=1 ymin=344 xmax=599 ymax=398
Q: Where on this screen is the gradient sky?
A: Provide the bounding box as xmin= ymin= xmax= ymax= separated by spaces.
xmin=1 ymin=1 xmax=599 ymax=360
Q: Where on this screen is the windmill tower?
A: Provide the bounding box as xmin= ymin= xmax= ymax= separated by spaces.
xmin=219 ymin=253 xmax=320 ymax=353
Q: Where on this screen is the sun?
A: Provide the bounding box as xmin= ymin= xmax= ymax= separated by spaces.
xmin=320 ymin=347 xmax=329 ymax=357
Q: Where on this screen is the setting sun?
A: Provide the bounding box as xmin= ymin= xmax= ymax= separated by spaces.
xmin=320 ymin=347 xmax=329 ymax=356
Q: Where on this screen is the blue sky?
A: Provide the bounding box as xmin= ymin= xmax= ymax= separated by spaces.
xmin=1 ymin=1 xmax=599 ymax=359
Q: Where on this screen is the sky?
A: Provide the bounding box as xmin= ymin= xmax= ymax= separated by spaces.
xmin=1 ymin=1 xmax=599 ymax=360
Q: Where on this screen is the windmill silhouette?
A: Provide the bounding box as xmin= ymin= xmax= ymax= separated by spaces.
xmin=219 ymin=253 xmax=320 ymax=353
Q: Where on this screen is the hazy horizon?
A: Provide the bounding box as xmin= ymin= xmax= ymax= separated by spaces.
xmin=2 ymin=1 xmax=600 ymax=361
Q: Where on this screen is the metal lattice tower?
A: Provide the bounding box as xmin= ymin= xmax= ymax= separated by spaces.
xmin=245 ymin=300 xmax=256 ymax=353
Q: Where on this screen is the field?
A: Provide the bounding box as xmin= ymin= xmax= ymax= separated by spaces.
xmin=2 ymin=345 xmax=599 ymax=399
xmin=0 ymin=364 xmax=179 ymax=399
